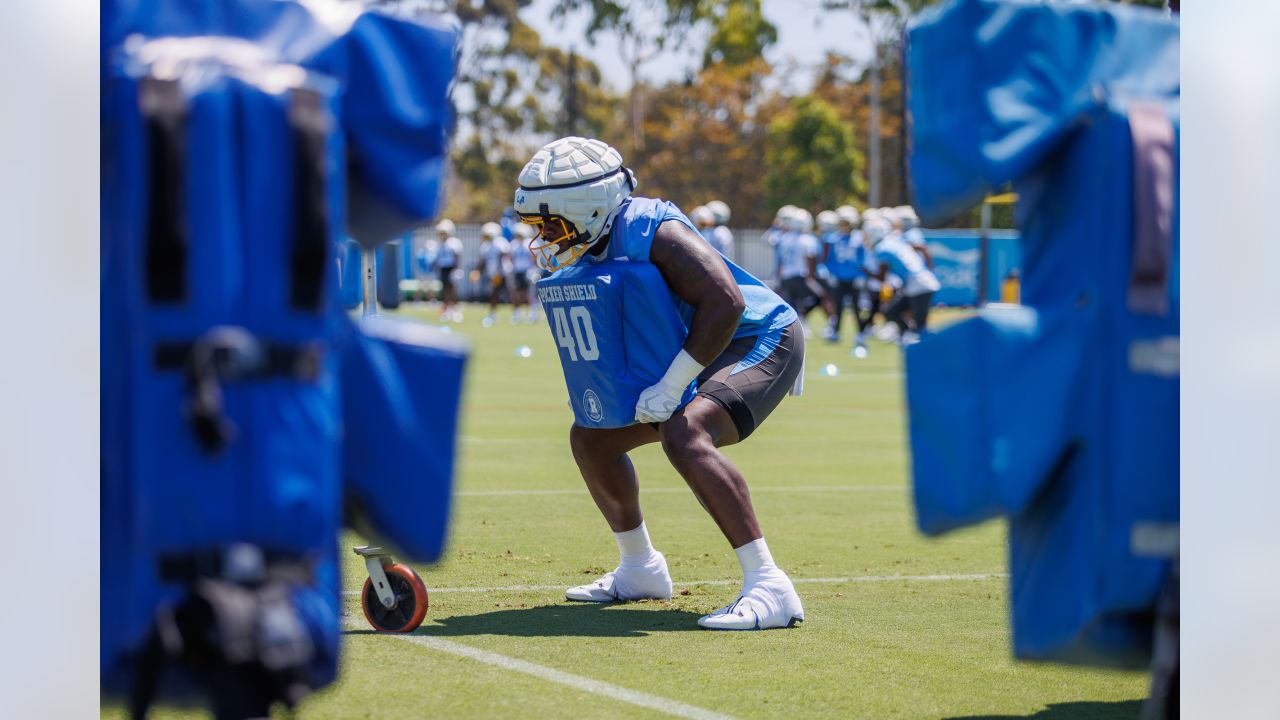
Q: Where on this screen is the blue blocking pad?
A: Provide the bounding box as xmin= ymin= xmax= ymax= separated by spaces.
xmin=537 ymin=260 xmax=693 ymax=428
xmin=341 ymin=316 xmax=467 ymax=562
xmin=101 ymin=1 xmax=461 ymax=703
xmin=101 ymin=59 xmax=345 ymax=693
xmin=907 ymin=305 xmax=1087 ymax=535
xmin=905 ymin=0 xmax=1178 ymax=666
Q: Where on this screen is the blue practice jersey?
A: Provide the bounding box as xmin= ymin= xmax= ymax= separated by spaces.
xmin=875 ymin=236 xmax=941 ymax=296
xmin=824 ymin=232 xmax=864 ymax=281
xmin=817 ymin=230 xmax=836 ymax=275
xmin=586 ymin=196 xmax=796 ymax=338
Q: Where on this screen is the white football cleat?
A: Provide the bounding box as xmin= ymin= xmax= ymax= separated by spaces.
xmin=875 ymin=323 xmax=900 ymax=343
xmin=698 ymin=569 xmax=805 ymax=630
xmin=566 ymin=552 xmax=672 ymax=603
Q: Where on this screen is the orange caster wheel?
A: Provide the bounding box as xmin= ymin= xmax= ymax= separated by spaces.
xmin=354 ymin=546 xmax=428 ymax=632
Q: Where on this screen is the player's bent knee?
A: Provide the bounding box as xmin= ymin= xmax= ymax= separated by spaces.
xmin=569 ymin=423 xmax=594 ymax=464
xmin=658 ymin=417 xmax=715 ymax=468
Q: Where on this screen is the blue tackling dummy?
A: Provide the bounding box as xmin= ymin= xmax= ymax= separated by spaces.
xmin=904 ymin=0 xmax=1179 ymax=668
xmin=100 ymin=1 xmax=462 ymax=716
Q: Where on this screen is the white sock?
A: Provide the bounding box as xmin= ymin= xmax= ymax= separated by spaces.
xmin=734 ymin=538 xmax=777 ymax=576
xmin=615 ymin=522 xmax=656 ymax=565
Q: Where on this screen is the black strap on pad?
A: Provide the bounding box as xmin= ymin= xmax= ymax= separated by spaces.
xmin=287 ymin=88 xmax=331 ymax=312
xmin=140 ymin=75 xmax=190 ymax=303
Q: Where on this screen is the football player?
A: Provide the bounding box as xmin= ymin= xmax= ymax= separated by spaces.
xmin=894 ymin=205 xmax=934 ymax=268
xmin=689 ymin=205 xmax=716 ymax=242
xmin=514 ymin=137 xmax=806 ymax=630
xmin=774 ymin=207 xmax=832 ymax=339
xmin=433 ymin=219 xmax=464 ymax=322
xmin=477 ymin=222 xmax=511 ymax=325
xmin=821 ymin=206 xmax=864 ymax=347
xmin=868 ymin=213 xmax=941 ymax=345
xmin=814 ymin=209 xmax=840 ymax=342
xmin=705 ymin=199 xmax=735 ymax=261
xmin=508 ymin=223 xmax=539 ymax=324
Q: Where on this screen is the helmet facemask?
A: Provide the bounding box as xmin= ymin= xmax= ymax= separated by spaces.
xmin=520 ymin=214 xmax=592 ymax=272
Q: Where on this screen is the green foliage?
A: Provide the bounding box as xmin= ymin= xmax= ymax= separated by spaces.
xmin=633 ymin=58 xmax=781 ymax=227
xmin=764 ymin=95 xmax=866 ymax=214
xmin=441 ymin=2 xmax=623 ymax=221
xmin=703 ymin=0 xmax=776 ymax=67
xmin=433 ymin=0 xmax=1163 ymax=224
xmin=551 ymin=0 xmax=712 ymax=49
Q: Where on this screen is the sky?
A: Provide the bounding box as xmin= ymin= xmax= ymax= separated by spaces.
xmin=520 ymin=0 xmax=883 ymax=94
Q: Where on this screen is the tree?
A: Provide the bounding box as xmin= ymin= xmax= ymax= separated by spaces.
xmin=551 ymin=0 xmax=712 ymax=153
xmin=763 ymin=95 xmax=865 ymax=214
xmin=703 ymin=0 xmax=776 ymax=68
xmin=424 ymin=2 xmax=624 ymax=220
xmin=633 ymin=57 xmax=785 ymax=228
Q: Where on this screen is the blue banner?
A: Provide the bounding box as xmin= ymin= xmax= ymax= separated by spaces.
xmin=922 ymin=230 xmax=1021 ymax=306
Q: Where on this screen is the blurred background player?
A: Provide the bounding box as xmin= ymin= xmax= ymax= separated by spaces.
xmin=893 ymin=205 xmax=933 ymax=269
xmin=414 ymin=228 xmax=440 ymax=305
xmin=854 ymin=211 xmax=890 ymax=354
xmin=515 ymin=136 xmax=805 ymax=631
xmin=508 ymin=222 xmax=539 ymax=324
xmin=705 ymin=199 xmax=735 ymax=261
xmin=763 ymin=204 xmax=795 ymax=255
xmin=434 ymin=219 xmax=464 ymax=322
xmin=814 ymin=209 xmax=840 ymax=342
xmin=690 ymin=204 xmax=717 ymax=245
xmin=821 ymin=206 xmax=864 ymax=346
xmin=477 ymin=221 xmax=511 ymax=326
xmin=774 ymin=207 xmax=832 ymax=339
xmin=869 ymin=213 xmax=941 ymax=346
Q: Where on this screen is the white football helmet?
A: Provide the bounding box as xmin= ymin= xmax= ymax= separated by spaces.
xmin=774 ymin=204 xmax=798 ymax=227
xmin=513 ymin=136 xmax=636 ymax=272
xmin=690 ymin=205 xmax=715 ymax=228
xmin=835 ymin=204 xmax=860 ymax=227
xmin=706 ymin=200 xmax=731 ymax=226
xmin=481 ymin=222 xmax=502 ymax=239
xmin=816 ymin=210 xmax=839 ymax=233
xmin=435 ymin=218 xmax=456 ymax=236
xmin=894 ymin=205 xmax=920 ymax=229
xmin=862 ymin=217 xmax=891 ymax=245
xmin=786 ymin=208 xmax=813 ymax=233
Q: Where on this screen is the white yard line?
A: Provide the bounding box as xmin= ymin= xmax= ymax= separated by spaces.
xmin=456 ymin=485 xmax=901 ymax=497
xmin=343 ymin=573 xmax=1005 ymax=717
xmin=343 ymin=573 xmax=1005 ymax=596
xmin=351 ymin=619 xmax=742 ymax=720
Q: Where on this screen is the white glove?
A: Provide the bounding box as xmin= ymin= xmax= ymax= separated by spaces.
xmin=635 ymin=350 xmax=706 ymax=424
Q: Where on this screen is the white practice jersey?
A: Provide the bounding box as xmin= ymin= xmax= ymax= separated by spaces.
xmin=436 ymin=236 xmax=463 ymax=268
xmin=709 ymin=225 xmax=734 ymax=258
xmin=418 ymin=237 xmax=440 ymax=278
xmin=480 ymin=237 xmax=511 ymax=276
xmin=777 ymin=231 xmax=819 ymax=281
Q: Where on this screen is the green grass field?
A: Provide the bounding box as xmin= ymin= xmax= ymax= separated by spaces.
xmin=105 ymin=303 xmax=1148 ymax=720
